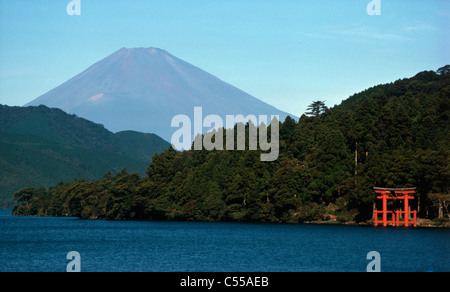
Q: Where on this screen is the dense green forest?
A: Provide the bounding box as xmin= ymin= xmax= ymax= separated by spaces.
xmin=13 ymin=66 xmax=450 ymax=224
xmin=0 ymin=105 xmax=170 ymax=207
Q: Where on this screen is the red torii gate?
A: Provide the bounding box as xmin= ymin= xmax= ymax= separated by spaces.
xmin=373 ymin=187 xmax=417 ymax=227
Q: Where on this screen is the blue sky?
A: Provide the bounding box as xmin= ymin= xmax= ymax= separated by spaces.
xmin=0 ymin=0 xmax=448 ymax=117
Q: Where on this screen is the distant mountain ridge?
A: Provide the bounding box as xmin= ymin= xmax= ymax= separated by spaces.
xmin=0 ymin=104 xmax=170 ymax=207
xmin=26 ymin=47 xmax=296 ymax=141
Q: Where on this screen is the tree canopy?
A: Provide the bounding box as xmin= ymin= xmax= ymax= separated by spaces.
xmin=306 ymin=101 xmax=328 ymax=117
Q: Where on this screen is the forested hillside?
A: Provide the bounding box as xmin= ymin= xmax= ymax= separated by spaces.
xmin=0 ymin=105 xmax=170 ymax=207
xmin=13 ymin=66 xmax=450 ymax=224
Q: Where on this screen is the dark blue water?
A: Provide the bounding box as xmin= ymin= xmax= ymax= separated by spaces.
xmin=0 ymin=209 xmax=449 ymax=272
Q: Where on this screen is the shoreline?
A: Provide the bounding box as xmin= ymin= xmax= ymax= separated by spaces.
xmin=5 ymin=209 xmax=450 ymax=228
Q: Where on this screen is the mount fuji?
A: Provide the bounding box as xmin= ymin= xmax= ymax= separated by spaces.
xmin=26 ymin=47 xmax=296 ymax=141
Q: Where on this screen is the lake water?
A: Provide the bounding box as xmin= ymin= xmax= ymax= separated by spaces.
xmin=0 ymin=209 xmax=449 ymax=272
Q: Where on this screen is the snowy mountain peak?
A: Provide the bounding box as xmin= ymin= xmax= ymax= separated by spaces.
xmin=26 ymin=48 xmax=295 ymax=141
